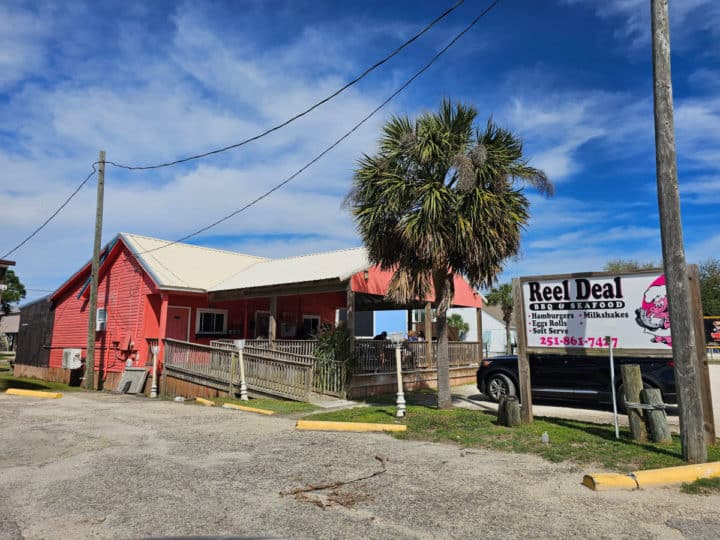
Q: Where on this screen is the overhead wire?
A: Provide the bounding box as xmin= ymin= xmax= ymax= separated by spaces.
xmin=136 ymin=0 xmax=501 ymax=255
xmin=103 ymin=0 xmax=467 ymax=171
xmin=1 ymin=1 xmax=465 ymax=259
xmin=1 ymin=165 xmax=99 ymax=259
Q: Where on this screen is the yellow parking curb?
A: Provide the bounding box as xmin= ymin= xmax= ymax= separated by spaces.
xmin=632 ymin=462 xmax=720 ymax=488
xmin=583 ymin=461 xmax=720 ymax=490
xmin=195 ymin=397 xmax=216 ymax=407
xmin=296 ymin=420 xmax=407 ymax=432
xmin=582 ymin=473 xmax=638 ymax=491
xmin=5 ymin=388 xmax=63 ymax=399
xmin=222 ymin=403 xmax=275 ymax=415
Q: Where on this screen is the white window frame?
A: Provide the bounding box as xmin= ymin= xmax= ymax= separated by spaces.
xmin=195 ymin=308 xmax=228 ymax=335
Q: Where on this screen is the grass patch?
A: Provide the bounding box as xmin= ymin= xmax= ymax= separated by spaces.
xmin=305 ymin=392 xmax=720 ymax=472
xmin=212 ymin=395 xmax=317 ymax=414
xmin=681 ymin=477 xmax=720 ymax=495
xmin=0 ymin=365 xmax=83 ymax=393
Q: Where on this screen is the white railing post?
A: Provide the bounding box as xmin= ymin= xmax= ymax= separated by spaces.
xmin=235 ymin=339 xmax=249 ymax=401
xmin=150 ymin=342 xmax=160 ymax=398
xmin=389 ymin=332 xmax=406 ymax=418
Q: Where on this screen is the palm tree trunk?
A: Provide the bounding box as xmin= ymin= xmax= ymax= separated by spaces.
xmin=433 ymin=269 xmax=454 ymax=409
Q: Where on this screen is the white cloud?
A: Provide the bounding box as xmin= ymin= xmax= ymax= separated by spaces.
xmin=562 ymin=0 xmax=720 ymax=49
xmin=500 ymin=91 xmax=651 ymax=181
xmin=1 ymin=3 xmax=404 ymax=296
xmin=0 ymin=3 xmax=51 ymax=89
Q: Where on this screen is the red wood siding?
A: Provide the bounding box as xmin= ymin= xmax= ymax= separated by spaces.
xmin=49 ymin=243 xmax=158 ymax=377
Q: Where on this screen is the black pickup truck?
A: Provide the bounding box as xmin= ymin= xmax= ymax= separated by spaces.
xmin=476 ymin=354 xmax=677 ymax=410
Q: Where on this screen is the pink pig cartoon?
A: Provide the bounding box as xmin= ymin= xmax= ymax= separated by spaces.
xmin=635 ymin=275 xmax=672 ymax=347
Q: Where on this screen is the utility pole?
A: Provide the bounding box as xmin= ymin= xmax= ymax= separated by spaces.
xmin=84 ymin=151 xmax=105 ymax=391
xmin=651 ymin=0 xmax=706 ymax=463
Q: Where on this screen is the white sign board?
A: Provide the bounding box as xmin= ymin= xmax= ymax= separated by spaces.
xmin=522 ymin=271 xmax=672 ymax=352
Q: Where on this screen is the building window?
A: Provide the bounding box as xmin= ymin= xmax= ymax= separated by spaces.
xmin=302 ymin=315 xmax=321 ymax=337
xmin=196 ymin=309 xmax=228 ymax=334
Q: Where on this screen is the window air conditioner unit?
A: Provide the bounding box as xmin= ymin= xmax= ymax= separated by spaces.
xmin=62 ymin=348 xmax=83 ymax=369
xmin=96 ymin=308 xmax=107 ymax=332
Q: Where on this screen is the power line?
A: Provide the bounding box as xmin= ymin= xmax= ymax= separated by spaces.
xmin=105 ymin=0 xmax=466 ymax=171
xmin=2 ymin=165 xmax=99 ymax=259
xmin=0 ymin=1 xmax=464 ymax=260
xmin=137 ymin=0 xmax=501 ymax=256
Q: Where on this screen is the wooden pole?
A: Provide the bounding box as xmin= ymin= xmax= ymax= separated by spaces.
xmin=229 ymin=351 xmax=237 ymax=398
xmin=651 ymin=0 xmax=706 ymax=462
xmin=346 ymin=288 xmax=355 ymax=339
xmin=476 ymin=306 xmax=484 ymax=363
xmin=621 ymin=364 xmax=648 ymax=442
xmin=688 ymin=264 xmax=716 ymax=443
xmin=84 ymin=150 xmax=105 ymax=391
xmin=424 ymin=302 xmax=433 ymax=366
xmin=158 ymin=295 xmax=169 ymax=396
xmin=641 ymin=388 xmax=671 ymax=444
xmin=269 ymin=295 xmax=277 ymax=347
xmin=512 ymin=278 xmax=532 ymax=423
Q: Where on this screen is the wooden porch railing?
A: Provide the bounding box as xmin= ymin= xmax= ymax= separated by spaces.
xmin=242 ymin=339 xmax=319 ymax=357
xmin=162 ymin=338 xmax=315 ymax=402
xmin=313 ymin=361 xmax=347 ymax=398
xmin=243 ymin=342 xmax=314 ymax=401
xmin=354 ymin=340 xmax=482 ymax=373
xmin=163 ymin=338 xmax=235 ymax=391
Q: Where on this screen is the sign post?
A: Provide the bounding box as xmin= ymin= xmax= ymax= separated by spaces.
xmin=513 ymin=278 xmax=533 ymax=423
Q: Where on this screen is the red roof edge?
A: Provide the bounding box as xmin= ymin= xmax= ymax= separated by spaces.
xmin=50 ymin=235 xmax=126 ymax=302
xmin=350 ymin=266 xmax=482 ymax=308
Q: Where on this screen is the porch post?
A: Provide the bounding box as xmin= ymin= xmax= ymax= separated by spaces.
xmin=158 ymin=293 xmax=169 ymax=394
xmin=243 ymin=302 xmax=249 ymax=339
xmin=269 ymin=295 xmax=277 ymax=347
xmin=476 ymin=306 xmax=484 ymax=364
xmin=424 ymin=302 xmax=433 ymax=366
xmin=346 ymin=286 xmax=355 ymax=340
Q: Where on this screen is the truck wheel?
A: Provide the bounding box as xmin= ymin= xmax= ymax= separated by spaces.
xmin=486 ymin=373 xmax=516 ymax=402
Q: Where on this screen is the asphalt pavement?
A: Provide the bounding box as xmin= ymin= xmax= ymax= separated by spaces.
xmin=1 ymin=391 xmax=719 ymax=539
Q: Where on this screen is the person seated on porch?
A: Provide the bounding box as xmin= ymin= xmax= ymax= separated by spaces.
xmin=373 ymin=331 xmax=388 ymax=340
xmin=417 ymin=330 xmax=425 ymax=341
xmin=407 ymin=330 xmax=419 ymax=342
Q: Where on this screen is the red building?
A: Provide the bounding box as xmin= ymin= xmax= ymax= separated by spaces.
xmin=20 ymin=233 xmax=482 ymax=390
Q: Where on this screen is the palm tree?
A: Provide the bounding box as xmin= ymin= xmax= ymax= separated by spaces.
xmin=347 ymin=99 xmax=552 ymax=409
xmin=447 ymin=313 xmax=470 ymax=340
xmin=486 ymin=283 xmax=514 ymax=354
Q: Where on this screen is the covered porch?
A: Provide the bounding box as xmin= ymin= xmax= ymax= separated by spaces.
xmin=153 ymin=248 xmax=483 ymax=401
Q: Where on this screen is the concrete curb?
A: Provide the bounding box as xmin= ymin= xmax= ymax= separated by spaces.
xmin=296 ymin=420 xmax=407 ymax=432
xmin=195 ymin=397 xmax=216 ymax=407
xmin=222 ymin=403 xmax=274 ymax=415
xmin=5 ymin=388 xmax=63 ymax=399
xmin=583 ymin=461 xmax=720 ymax=490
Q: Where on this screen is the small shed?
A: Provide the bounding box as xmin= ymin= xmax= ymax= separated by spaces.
xmin=14 ymin=297 xmax=54 ymax=376
xmin=0 ymin=312 xmax=20 ymax=351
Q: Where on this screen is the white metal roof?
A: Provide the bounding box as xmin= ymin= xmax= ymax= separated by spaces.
xmin=121 ymin=233 xmax=268 ymax=292
xmin=209 ymin=247 xmax=370 ymax=292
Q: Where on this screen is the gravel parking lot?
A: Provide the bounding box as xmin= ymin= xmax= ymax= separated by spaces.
xmin=1 ymin=391 xmax=719 ymax=539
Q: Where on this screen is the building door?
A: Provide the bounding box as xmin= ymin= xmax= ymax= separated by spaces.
xmin=166 ymin=307 xmax=190 ymax=341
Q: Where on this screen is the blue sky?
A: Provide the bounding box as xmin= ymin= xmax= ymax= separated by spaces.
xmin=2 ymin=0 xmax=718 ymax=304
